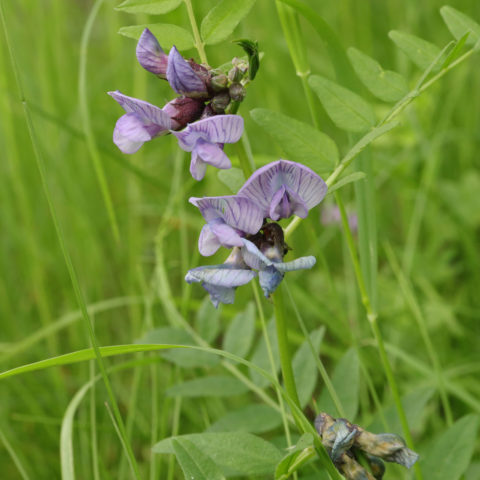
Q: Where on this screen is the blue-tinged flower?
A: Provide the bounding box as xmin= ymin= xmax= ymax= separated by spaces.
xmin=238 ymin=159 xmax=328 ymax=220
xmin=185 ymin=248 xmax=256 ymax=308
xmin=108 ymin=91 xmax=172 ymax=154
xmin=173 ymin=115 xmax=244 ymax=180
xmin=136 ymin=28 xmax=168 ymax=78
xmin=241 ymin=231 xmax=316 ymax=297
xmin=190 ymin=195 xmax=264 ymax=256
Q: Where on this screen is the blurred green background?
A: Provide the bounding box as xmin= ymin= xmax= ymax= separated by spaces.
xmin=1 ymin=0 xmax=479 ymax=478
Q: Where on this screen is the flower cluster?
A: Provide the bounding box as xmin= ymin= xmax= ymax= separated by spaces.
xmin=186 ymin=160 xmax=328 ymax=307
xmin=315 ymin=412 xmax=419 ymax=479
xmin=108 ymin=29 xmax=250 ymax=180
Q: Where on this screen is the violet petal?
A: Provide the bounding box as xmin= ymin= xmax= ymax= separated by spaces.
xmin=195 ymin=139 xmax=231 ymax=169
xmin=108 ymin=91 xmax=172 ymax=130
xmin=238 ymin=159 xmax=327 ymax=219
xmin=198 ymin=223 xmax=221 ymax=256
xmin=190 ymin=150 xmax=208 ymax=181
xmin=113 ymin=113 xmax=152 ymax=154
xmin=136 ymin=28 xmax=168 ymax=77
xmin=166 ymin=46 xmax=206 ymax=96
xmin=259 ymin=266 xmax=284 ymax=297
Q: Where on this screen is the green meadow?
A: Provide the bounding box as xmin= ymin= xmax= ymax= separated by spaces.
xmin=1 ymin=0 xmax=479 ymax=478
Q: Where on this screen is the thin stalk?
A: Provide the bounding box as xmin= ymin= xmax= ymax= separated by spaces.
xmin=384 ymin=242 xmax=453 ymax=426
xmin=0 ymin=428 xmax=31 ymax=480
xmin=89 ymin=359 xmax=100 ymax=480
xmin=79 ymin=0 xmax=120 ymax=243
xmin=273 ymin=286 xmax=301 ymax=413
xmin=184 ymin=0 xmax=207 ymax=64
xmin=235 ymin=138 xmax=254 ymax=178
xmin=0 ymin=3 xmax=140 ymax=477
xmin=284 ymin=282 xmax=346 ymax=418
xmin=335 ymin=193 xmax=423 ymax=480
xmin=275 ymin=1 xmax=319 ymax=128
xmin=252 ymin=282 xmax=293 ymax=446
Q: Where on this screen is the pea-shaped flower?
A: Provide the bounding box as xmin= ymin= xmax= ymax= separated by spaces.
xmin=173 ymin=115 xmax=244 ymax=180
xmin=238 ymin=159 xmax=328 ymax=220
xmin=190 ymin=195 xmax=264 ymax=256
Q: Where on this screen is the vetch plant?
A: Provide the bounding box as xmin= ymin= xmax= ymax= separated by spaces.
xmin=1 ymin=1 xmax=479 ymax=480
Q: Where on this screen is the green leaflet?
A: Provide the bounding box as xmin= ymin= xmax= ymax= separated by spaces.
xmin=441 ymin=5 xmax=480 ymax=47
xmin=421 ymin=414 xmax=479 ymax=480
xmin=115 ymin=0 xmax=182 ymax=15
xmin=171 ymin=438 xmax=224 ymax=480
xmin=347 ymin=47 xmax=408 ymax=102
xmin=153 ymin=432 xmax=282 ymax=476
xmin=292 ymin=328 xmax=325 ymax=408
xmin=309 ymin=75 xmax=375 ymax=133
xmin=275 ymin=433 xmax=314 ymax=479
xmin=222 ymin=302 xmax=256 ymax=358
xmin=389 ymin=30 xmax=441 ymax=70
xmin=250 ymin=108 xmax=339 ymax=171
xmin=207 ymin=404 xmax=282 ymax=434
xmin=201 ymin=0 xmax=257 ymax=45
xmin=165 ymin=375 xmax=249 ymax=397
xmin=318 ymin=348 xmax=359 ymax=419
xmin=118 ymin=23 xmax=194 ymax=50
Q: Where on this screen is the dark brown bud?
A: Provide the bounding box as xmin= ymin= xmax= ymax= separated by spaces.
xmin=163 ymin=97 xmax=205 ymax=130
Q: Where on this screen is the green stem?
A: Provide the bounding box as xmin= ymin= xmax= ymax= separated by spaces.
xmin=252 ymin=283 xmax=293 ymax=446
xmin=273 ymin=286 xmax=301 ymax=412
xmin=235 ymin=139 xmax=254 ymax=178
xmin=184 ymin=0 xmax=207 ymax=64
xmin=335 ymin=193 xmax=423 ymax=480
xmin=0 ymin=3 xmax=141 ymax=477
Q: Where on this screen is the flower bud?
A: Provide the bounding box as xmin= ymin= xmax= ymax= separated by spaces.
xmin=229 ymin=82 xmax=246 ymax=102
xmin=163 ymin=97 xmax=205 ymax=130
xmin=211 ymin=92 xmax=231 ymax=113
xmin=210 ymin=73 xmax=229 ymax=92
xmin=228 ymin=66 xmax=243 ymax=83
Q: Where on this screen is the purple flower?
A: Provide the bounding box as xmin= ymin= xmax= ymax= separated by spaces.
xmin=241 ymin=238 xmax=316 ymax=297
xmin=136 ymin=28 xmax=168 ymax=78
xmin=108 ymin=91 xmax=172 ymax=154
xmin=185 ymin=248 xmax=256 ymax=308
xmin=173 ymin=115 xmax=244 ymax=180
xmin=238 ymin=159 xmax=328 ymax=220
xmin=190 ymin=195 xmax=264 ymax=256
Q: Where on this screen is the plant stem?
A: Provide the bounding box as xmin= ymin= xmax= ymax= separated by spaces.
xmin=184 ymin=0 xmax=207 ymax=64
xmin=273 ymin=286 xmax=301 ymax=411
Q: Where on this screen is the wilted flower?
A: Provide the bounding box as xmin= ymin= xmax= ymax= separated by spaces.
xmin=315 ymin=412 xmax=419 ymax=479
xmin=241 ymin=223 xmax=316 ymax=297
xmin=185 ymin=248 xmax=256 ymax=308
xmin=173 ymin=115 xmax=244 ymax=180
xmin=238 ymin=159 xmax=328 ymax=220
xmin=189 ymin=195 xmax=264 ymax=255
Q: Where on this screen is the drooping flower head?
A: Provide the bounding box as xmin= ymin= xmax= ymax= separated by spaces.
xmin=190 ymin=195 xmax=264 ymax=256
xmin=173 ymin=115 xmax=244 ymax=180
xmin=238 ymin=159 xmax=328 ymax=220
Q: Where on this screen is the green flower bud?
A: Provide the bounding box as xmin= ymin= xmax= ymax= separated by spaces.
xmin=211 ymin=92 xmax=230 ymax=113
xmin=229 ymin=82 xmax=246 ymax=102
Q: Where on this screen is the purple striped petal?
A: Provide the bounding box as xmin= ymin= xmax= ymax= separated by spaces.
xmin=240 ymin=239 xmax=272 ymax=270
xmin=173 ymin=115 xmax=243 ymax=150
xmin=136 ymin=29 xmax=168 ymax=77
xmin=238 ymin=159 xmax=327 ymax=219
xmin=194 ymin=140 xmax=231 ymax=169
xmin=166 ymin=46 xmax=207 ymax=96
xmin=190 ymin=196 xmax=263 ymax=235
xmin=113 ymin=113 xmax=152 ymax=154
xmin=108 ymin=91 xmax=172 ymax=129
